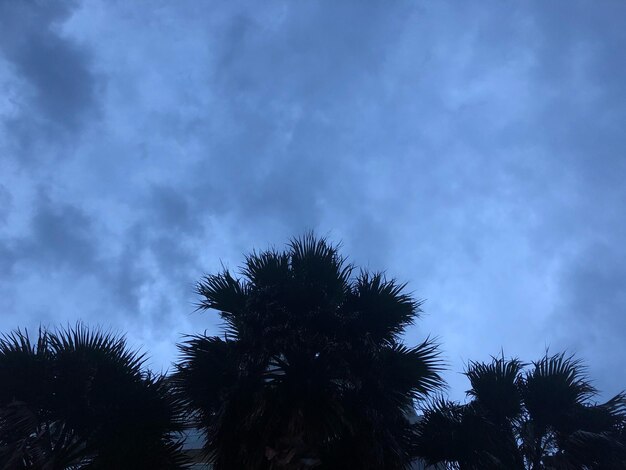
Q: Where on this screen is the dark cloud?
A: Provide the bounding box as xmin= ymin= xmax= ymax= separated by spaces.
xmin=147 ymin=185 xmax=196 ymax=233
xmin=0 ymin=0 xmax=100 ymax=162
xmin=11 ymin=193 xmax=98 ymax=272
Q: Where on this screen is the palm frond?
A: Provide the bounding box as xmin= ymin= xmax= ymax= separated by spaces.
xmin=378 ymin=339 xmax=445 ymax=401
xmin=1 ymin=324 xmax=188 ymax=469
xmin=196 ymin=271 xmax=250 ymax=339
xmin=49 ymin=323 xmax=145 ymax=372
xmin=414 ymin=398 xmax=466 ymax=466
xmin=288 ymin=233 xmax=353 ymax=301
xmin=242 ymin=249 xmax=290 ymax=288
xmin=174 ymin=335 xmax=241 ymax=423
xmin=521 ymin=352 xmax=596 ymax=430
xmin=548 ymin=428 xmax=626 ymax=468
xmin=0 ymin=328 xmax=51 ymax=409
xmin=179 ymin=233 xmax=441 ymax=469
xmin=343 ymin=271 xmax=420 ymax=345
xmin=196 ymin=270 xmax=248 ymax=314
xmin=465 ymin=356 xmax=525 ymax=424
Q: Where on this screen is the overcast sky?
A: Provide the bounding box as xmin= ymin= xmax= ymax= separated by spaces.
xmin=1 ymin=0 xmax=625 ymax=402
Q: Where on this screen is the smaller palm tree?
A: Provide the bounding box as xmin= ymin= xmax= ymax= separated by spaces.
xmin=415 ymin=353 xmax=626 ymax=469
xmin=0 ymin=325 xmax=188 ymax=469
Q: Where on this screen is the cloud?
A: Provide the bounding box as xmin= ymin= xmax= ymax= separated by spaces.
xmin=551 ymin=240 xmax=626 ymax=397
xmin=11 ymin=192 xmax=98 ymax=272
xmin=1 ymin=0 xmax=625 ymax=395
xmin=0 ymin=185 xmax=11 ymax=225
xmin=0 ymin=0 xmax=100 ymax=163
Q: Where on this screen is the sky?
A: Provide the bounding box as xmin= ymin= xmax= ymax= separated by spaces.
xmin=1 ymin=0 xmax=625 ymax=402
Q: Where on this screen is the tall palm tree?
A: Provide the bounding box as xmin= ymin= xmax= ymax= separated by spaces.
xmin=414 ymin=353 xmax=626 ymax=469
xmin=0 ymin=325 xmax=188 ymax=469
xmin=174 ymin=234 xmax=444 ymax=469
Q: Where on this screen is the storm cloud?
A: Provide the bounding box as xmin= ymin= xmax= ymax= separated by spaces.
xmin=1 ymin=0 xmax=625 ymax=396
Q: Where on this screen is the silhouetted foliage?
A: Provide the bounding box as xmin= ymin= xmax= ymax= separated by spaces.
xmin=6 ymin=235 xmax=623 ymax=469
xmin=414 ymin=353 xmax=626 ymax=469
xmin=0 ymin=325 xmax=187 ymax=469
xmin=174 ymin=234 xmax=444 ymax=469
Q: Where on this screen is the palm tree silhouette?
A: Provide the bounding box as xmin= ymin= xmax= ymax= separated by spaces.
xmin=0 ymin=325 xmax=187 ymax=469
xmin=174 ymin=234 xmax=444 ymax=469
xmin=415 ymin=353 xmax=626 ymax=469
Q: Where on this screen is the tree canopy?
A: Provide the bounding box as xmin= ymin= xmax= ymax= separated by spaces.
xmin=1 ymin=234 xmax=625 ymax=469
xmin=0 ymin=325 xmax=187 ymax=469
xmin=174 ymin=234 xmax=444 ymax=469
xmin=415 ymin=353 xmax=626 ymax=469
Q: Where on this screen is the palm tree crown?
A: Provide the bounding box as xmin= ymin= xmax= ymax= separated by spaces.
xmin=415 ymin=353 xmax=626 ymax=469
xmin=175 ymin=234 xmax=444 ymax=469
xmin=0 ymin=325 xmax=187 ymax=469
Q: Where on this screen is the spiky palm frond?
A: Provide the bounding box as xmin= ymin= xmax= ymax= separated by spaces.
xmin=196 ymin=270 xmax=253 ymax=344
xmin=548 ymin=392 xmax=626 ymax=468
xmin=414 ymin=398 xmax=466 ymax=466
xmin=567 ymin=391 xmax=626 ymax=437
xmin=48 ymin=323 xmax=144 ymax=370
xmin=415 ymin=351 xmax=625 ymax=470
xmin=177 ymin=234 xmax=443 ymax=469
xmin=351 ymin=339 xmax=444 ymax=410
xmin=196 ymin=269 xmax=248 ymax=315
xmin=0 ymin=325 xmax=187 ymax=469
xmin=465 ymin=356 xmax=525 ymax=424
xmin=174 ymin=335 xmax=241 ymax=421
xmin=521 ymin=353 xmax=596 ymax=431
xmin=174 ymin=334 xmax=266 ymax=468
xmin=0 ymin=330 xmax=74 ymax=470
xmin=87 ymin=371 xmax=188 ymax=469
xmin=242 ymin=250 xmax=291 ymax=289
xmin=288 ymin=234 xmax=353 ymax=290
xmin=283 ymin=235 xmax=354 ymax=331
xmin=0 ymin=329 xmax=51 ymax=419
xmin=342 ymin=272 xmax=419 ymax=346
xmin=45 ymin=325 xmax=147 ymax=443
xmin=546 ymin=428 xmax=626 ymax=469
xmin=0 ymin=401 xmax=74 ymax=469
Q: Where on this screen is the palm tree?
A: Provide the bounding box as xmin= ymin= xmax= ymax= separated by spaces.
xmin=0 ymin=325 xmax=188 ymax=469
xmin=414 ymin=353 xmax=626 ymax=469
xmin=174 ymin=234 xmax=444 ymax=469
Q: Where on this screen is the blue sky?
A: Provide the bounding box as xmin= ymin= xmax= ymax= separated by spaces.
xmin=1 ymin=0 xmax=625 ymax=401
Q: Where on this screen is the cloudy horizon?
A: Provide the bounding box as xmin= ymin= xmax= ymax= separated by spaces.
xmin=1 ymin=0 xmax=625 ymax=402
